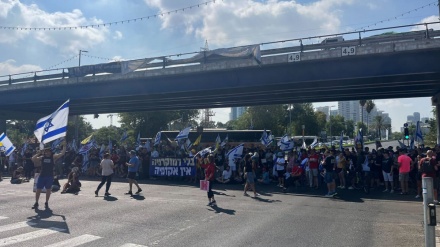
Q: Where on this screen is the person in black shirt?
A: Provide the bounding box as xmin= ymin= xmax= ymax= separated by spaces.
xmin=322 ymin=150 xmax=336 ymax=197
xmin=381 ymin=151 xmax=394 ymax=193
xmin=31 ymin=141 xmax=66 ymax=209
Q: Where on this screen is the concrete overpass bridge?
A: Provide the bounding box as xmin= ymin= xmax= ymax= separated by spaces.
xmin=1 ymin=22 xmax=440 ymax=141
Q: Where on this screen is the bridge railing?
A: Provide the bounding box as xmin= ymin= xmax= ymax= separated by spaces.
xmin=1 ymin=21 xmax=440 ymax=86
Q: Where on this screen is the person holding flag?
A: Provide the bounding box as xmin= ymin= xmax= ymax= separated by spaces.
xmin=31 ymin=140 xmax=66 ymax=209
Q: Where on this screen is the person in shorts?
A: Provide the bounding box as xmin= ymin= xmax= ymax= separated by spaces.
xmin=322 ymin=150 xmax=336 ymax=197
xmin=307 ymin=149 xmax=319 ymax=189
xmin=381 ymin=151 xmax=394 ymax=193
xmin=397 ymin=149 xmax=412 ymax=195
xmin=125 ymin=150 xmax=142 ymax=196
xmin=31 ymin=141 xmax=66 ymax=209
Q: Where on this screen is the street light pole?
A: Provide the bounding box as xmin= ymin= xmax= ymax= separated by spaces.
xmin=329 ymin=105 xmax=335 ymax=143
xmin=75 ymin=50 xmax=88 ymax=145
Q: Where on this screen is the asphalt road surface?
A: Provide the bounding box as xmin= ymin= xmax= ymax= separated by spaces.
xmin=0 ymin=173 xmax=431 ymax=247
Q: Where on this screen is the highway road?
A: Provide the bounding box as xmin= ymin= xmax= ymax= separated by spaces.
xmin=0 ymin=173 xmax=429 ymax=247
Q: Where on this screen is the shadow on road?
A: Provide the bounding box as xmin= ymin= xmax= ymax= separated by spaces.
xmin=131 ymin=195 xmax=146 ymax=201
xmin=207 ymin=205 xmax=236 ymax=215
xmin=103 ymin=195 xmax=118 ymax=201
xmin=213 ymin=191 xmax=236 ymax=197
xmin=27 ymin=208 xmax=69 ymax=233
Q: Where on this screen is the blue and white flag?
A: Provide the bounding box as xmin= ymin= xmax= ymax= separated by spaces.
xmin=135 ymin=132 xmax=141 ymax=149
xmin=355 ymin=129 xmax=363 ymax=150
xmin=415 ymin=121 xmax=424 ymax=143
xmin=34 ymin=99 xmax=69 ymax=145
xmin=176 ymin=126 xmax=191 ymax=141
xmin=301 ymin=140 xmax=307 ymax=150
xmin=280 ymin=140 xmax=295 ymax=151
xmin=267 ymin=132 xmax=274 ymax=146
xmin=69 ymin=139 xmax=78 ymax=153
xmin=397 ymin=140 xmax=406 ymax=149
xmin=185 ymin=138 xmax=192 ymax=150
xmin=278 ymin=134 xmax=291 ymax=146
xmin=78 ymin=141 xmax=95 ymax=155
xmin=227 ymin=143 xmax=244 ymax=160
xmin=144 ymin=139 xmax=151 ymax=152
xmin=260 ymin=130 xmax=269 ymax=146
xmin=51 ymin=137 xmax=64 ymax=152
xmin=99 ymin=144 xmax=105 ymax=158
xmin=197 ymin=147 xmax=212 ymax=158
xmin=108 ymin=139 xmax=113 ymax=153
xmin=215 ymin=134 xmax=221 ymax=150
xmin=221 ymin=134 xmax=228 ymax=147
xmin=120 ymin=130 xmax=128 ymax=142
xmin=339 ymin=131 xmax=344 ymax=152
xmin=310 ymin=137 xmax=318 ymax=148
xmin=20 ymin=141 xmax=28 ymax=156
xmin=0 ymin=133 xmax=16 ymax=156
xmin=154 ymin=131 xmax=161 ymax=146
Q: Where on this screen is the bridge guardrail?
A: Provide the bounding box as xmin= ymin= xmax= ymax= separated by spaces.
xmin=1 ymin=21 xmax=440 ymax=86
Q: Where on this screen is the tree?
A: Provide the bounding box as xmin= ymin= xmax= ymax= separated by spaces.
xmin=326 ymin=115 xmax=345 ymax=139
xmin=356 ymin=121 xmax=367 ymax=134
xmin=365 ymin=100 xmax=375 ymax=135
xmin=424 ymin=106 xmax=437 ymax=145
xmin=93 ymin=126 xmax=123 ymax=146
xmin=119 ymin=110 xmax=199 ymax=138
xmin=373 ymin=115 xmax=385 ymax=140
xmin=345 ymin=119 xmax=355 ymax=138
xmin=359 ymin=100 xmax=367 ymax=126
xmin=315 ymin=111 xmax=327 ymax=133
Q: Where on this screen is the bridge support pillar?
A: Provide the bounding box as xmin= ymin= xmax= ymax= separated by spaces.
xmin=433 ymin=94 xmax=440 ymax=144
xmin=0 ymin=118 xmax=6 ymax=134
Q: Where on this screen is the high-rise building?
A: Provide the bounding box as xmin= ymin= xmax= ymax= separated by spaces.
xmin=338 ymin=101 xmax=360 ymax=122
xmin=421 ymin=117 xmax=429 ymax=124
xmin=229 ymin=107 xmax=246 ymax=121
xmin=413 ymin=112 xmax=420 ymax=122
xmin=407 ymin=115 xmax=415 ymax=123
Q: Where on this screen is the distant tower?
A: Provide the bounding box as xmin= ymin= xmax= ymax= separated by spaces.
xmin=201 ymin=109 xmax=215 ymax=127
xmin=107 ymin=114 xmax=113 ymax=126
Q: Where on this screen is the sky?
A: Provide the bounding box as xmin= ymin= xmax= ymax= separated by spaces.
xmin=0 ymin=0 xmax=439 ymax=133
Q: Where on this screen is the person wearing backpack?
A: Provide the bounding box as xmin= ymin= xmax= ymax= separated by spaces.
xmin=419 ymin=150 xmax=438 ymax=203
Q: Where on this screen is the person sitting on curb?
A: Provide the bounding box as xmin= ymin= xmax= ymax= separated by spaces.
xmin=216 ymin=165 xmax=232 ymax=184
xmin=11 ymin=166 xmax=25 ymax=184
xmin=61 ymin=167 xmax=81 ymax=194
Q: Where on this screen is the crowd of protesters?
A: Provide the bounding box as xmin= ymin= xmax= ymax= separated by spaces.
xmin=2 ymin=139 xmax=440 ymax=207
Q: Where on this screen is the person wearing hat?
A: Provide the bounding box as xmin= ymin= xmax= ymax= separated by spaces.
xmin=31 ymin=140 xmax=66 ymax=209
xmin=125 ymin=150 xmax=142 ymax=196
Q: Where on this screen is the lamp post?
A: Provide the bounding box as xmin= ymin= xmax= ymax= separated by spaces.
xmin=329 ymin=105 xmax=335 ymax=143
xmin=79 ymin=50 xmax=88 ymax=68
xmin=74 ymin=50 xmax=88 ymax=145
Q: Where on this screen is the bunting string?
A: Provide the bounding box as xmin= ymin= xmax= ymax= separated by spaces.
xmin=0 ymin=0 xmax=219 ymax=31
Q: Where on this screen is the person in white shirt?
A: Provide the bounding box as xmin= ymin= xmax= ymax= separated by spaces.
xmin=217 ymin=165 xmax=232 ymax=183
xmin=275 ymin=152 xmax=286 ymax=187
xmin=95 ymin=153 xmax=115 ymax=197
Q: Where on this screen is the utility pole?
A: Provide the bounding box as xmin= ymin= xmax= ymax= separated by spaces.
xmin=107 ymin=114 xmax=113 ymax=126
xmin=74 ymin=50 xmax=88 ymax=145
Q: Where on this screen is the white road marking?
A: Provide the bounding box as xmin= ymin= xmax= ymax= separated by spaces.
xmin=0 ymin=221 xmax=37 ymax=233
xmin=120 ymin=244 xmax=148 ymax=247
xmin=45 ymin=234 xmax=102 ymax=247
xmin=0 ymin=227 xmax=65 ymax=246
xmin=0 ymin=217 xmax=8 ymax=221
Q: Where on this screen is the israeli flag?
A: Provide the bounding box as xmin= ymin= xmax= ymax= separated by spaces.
xmin=301 ymin=140 xmax=307 ymax=150
xmin=120 ymin=130 xmax=128 ymax=142
xmin=410 ymin=137 xmax=415 ymax=150
xmin=415 ymin=121 xmax=424 ymax=143
xmin=185 ymin=138 xmax=192 ymax=150
xmin=267 ymin=132 xmax=274 ymax=146
xmin=339 ymin=131 xmax=344 ymax=152
xmin=277 ymin=134 xmax=290 ymax=146
xmin=108 ymin=139 xmax=113 ymax=153
xmin=260 ymin=130 xmax=269 ymax=146
xmin=280 ymin=140 xmax=294 ymax=151
xmin=34 ymin=99 xmax=69 ymax=145
xmin=51 ymin=137 xmax=64 ymax=151
xmin=176 ymin=126 xmax=191 ymax=141
xmin=227 ymin=143 xmax=244 ymax=160
xmin=221 ymin=134 xmax=228 ymax=147
xmin=355 ymin=129 xmax=363 ymax=150
xmin=397 ymin=140 xmax=406 ymax=149
xmin=144 ymin=139 xmax=151 ymax=151
xmin=154 ymin=131 xmax=161 ymax=146
xmin=99 ymin=144 xmax=105 ymax=158
xmin=20 ymin=141 xmax=28 ymax=156
xmin=0 ymin=133 xmax=16 ymax=156
xmin=78 ymin=141 xmax=95 ymax=155
xmin=197 ymin=147 xmax=212 ymax=158
xmin=310 ymin=137 xmax=318 ymax=148
xmin=136 ymin=132 xmax=141 ymax=147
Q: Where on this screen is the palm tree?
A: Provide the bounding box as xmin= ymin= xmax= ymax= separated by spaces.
xmin=373 ymin=115 xmax=384 ymax=140
xmin=359 ymin=100 xmax=367 ymax=126
xmin=365 ymin=100 xmax=375 ymax=135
